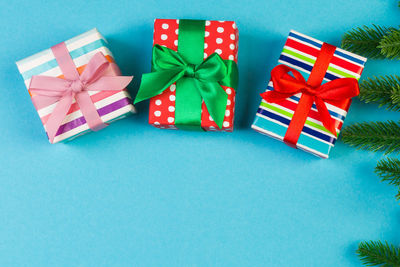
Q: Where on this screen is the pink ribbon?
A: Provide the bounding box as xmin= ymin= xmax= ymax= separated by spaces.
xmin=29 ymin=42 xmax=133 ymax=143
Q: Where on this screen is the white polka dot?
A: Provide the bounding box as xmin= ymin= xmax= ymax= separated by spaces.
xmin=204 ymin=53 xmax=208 ymax=58
xmin=227 ymin=99 xmax=231 ymax=105
xmin=205 ymin=31 xmax=210 ymax=37
xmin=229 ymin=44 xmax=235 ymax=50
xmin=162 ymin=23 xmax=169 ymax=29
xmin=168 ymin=106 xmax=175 ymax=112
xmin=204 ymin=43 xmax=208 ymax=49
xmin=217 ymin=27 xmax=224 ymax=33
xmin=154 ymin=121 xmax=160 ymax=125
xmin=226 ymin=88 xmax=232 ymax=95
xmin=174 ymin=40 xmax=178 ymax=46
xmin=175 ymin=29 xmax=179 ymax=34
xmin=205 ymin=21 xmax=211 ymax=26
xmin=170 ymin=84 xmax=176 ymax=92
xmin=209 ymin=116 xmax=214 ymax=121
xmin=216 ymin=38 xmax=223 ymax=44
xmin=161 ymin=34 xmax=168 ymax=40
xmin=223 ymin=121 xmax=230 ymax=127
xmin=228 ymin=55 xmax=234 ymax=60
xmin=230 ymin=34 xmax=235 ymax=40
xmin=215 ymin=49 xmax=222 ymax=54
xmin=155 ymin=99 xmax=162 ymax=106
xmin=169 ymin=95 xmax=176 ymax=101
xmin=232 ymin=23 xmax=237 ymax=29
xmin=176 ymin=19 xmax=179 ymax=24
xmin=225 ymin=110 xmax=230 ymax=116
xmin=167 ymin=117 xmax=174 ymax=123
xmin=154 ymin=111 xmax=161 ymax=117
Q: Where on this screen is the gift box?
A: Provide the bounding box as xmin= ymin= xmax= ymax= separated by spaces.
xmin=251 ymin=30 xmax=367 ymax=158
xmin=16 ymin=28 xmax=135 ymax=143
xmin=135 ymin=19 xmax=239 ymax=131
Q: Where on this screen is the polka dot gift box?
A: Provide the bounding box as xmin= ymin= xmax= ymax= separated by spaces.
xmin=252 ymin=30 xmax=367 ymax=158
xmin=16 ymin=29 xmax=135 ymax=143
xmin=134 ymin=19 xmax=239 ymax=131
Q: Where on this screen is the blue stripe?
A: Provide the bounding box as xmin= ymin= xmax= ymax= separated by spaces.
xmin=22 ymin=39 xmax=109 ymax=80
xmin=289 ymin=31 xmax=322 ymax=49
xmin=265 ymin=86 xmax=345 ymax=121
xmin=279 ymin=54 xmax=340 ymax=81
xmin=256 ymin=108 xmax=336 ymax=144
xmin=252 ymin=115 xmax=331 ymax=157
xmin=288 ymin=31 xmax=366 ymax=65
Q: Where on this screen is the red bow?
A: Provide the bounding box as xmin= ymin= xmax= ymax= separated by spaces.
xmin=261 ymin=64 xmax=359 ymax=146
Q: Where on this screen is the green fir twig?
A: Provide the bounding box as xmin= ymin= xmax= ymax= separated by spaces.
xmin=359 ymin=75 xmax=400 ymax=111
xmin=341 ymin=121 xmax=400 ymax=154
xmin=342 ymin=25 xmax=394 ymax=59
xmin=357 ymin=241 xmax=400 ymax=266
xmin=376 ymin=158 xmax=400 ymax=186
xmin=379 ymin=28 xmax=400 ymax=60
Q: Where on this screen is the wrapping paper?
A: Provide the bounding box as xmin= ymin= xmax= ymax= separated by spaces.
xmin=16 ymin=28 xmax=135 ymax=143
xmin=149 ymin=19 xmax=239 ymax=131
xmin=251 ymin=30 xmax=367 ymax=158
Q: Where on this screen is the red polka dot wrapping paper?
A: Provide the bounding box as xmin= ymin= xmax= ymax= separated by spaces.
xmin=149 ymin=19 xmax=239 ymax=131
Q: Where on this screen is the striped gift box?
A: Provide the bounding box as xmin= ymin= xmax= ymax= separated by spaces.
xmin=16 ymin=29 xmax=135 ymax=143
xmin=252 ymin=30 xmax=367 ymax=158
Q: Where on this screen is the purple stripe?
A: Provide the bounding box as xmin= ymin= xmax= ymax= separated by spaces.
xmin=55 ymin=97 xmax=132 ymax=136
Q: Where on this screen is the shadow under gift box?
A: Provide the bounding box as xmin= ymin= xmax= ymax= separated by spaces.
xmin=148 ymin=19 xmax=239 ymax=131
xmin=16 ymin=28 xmax=136 ymax=143
xmin=251 ymin=30 xmax=367 ymax=158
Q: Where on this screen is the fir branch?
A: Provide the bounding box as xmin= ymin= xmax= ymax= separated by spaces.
xmin=379 ymin=28 xmax=400 ymax=60
xmin=357 ymin=241 xmax=400 ymax=266
xmin=359 ymin=75 xmax=400 ymax=111
xmin=375 ymin=158 xmax=400 ymax=186
xmin=342 ymin=25 xmax=394 ymax=59
xmin=341 ymin=121 xmax=400 ymax=154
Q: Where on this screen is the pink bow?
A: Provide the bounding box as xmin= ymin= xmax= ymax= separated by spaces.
xmin=29 ymin=43 xmax=133 ymax=143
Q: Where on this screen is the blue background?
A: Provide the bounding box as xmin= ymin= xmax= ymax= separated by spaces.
xmin=1 ymin=0 xmax=399 ymax=266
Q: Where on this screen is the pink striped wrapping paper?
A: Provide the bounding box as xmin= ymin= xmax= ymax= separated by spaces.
xmin=16 ymin=29 xmax=136 ymax=143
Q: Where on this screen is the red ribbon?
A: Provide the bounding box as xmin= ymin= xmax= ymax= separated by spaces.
xmin=260 ymin=43 xmax=359 ymax=148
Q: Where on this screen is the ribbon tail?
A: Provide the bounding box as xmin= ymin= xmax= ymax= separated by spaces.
xmin=75 ymin=92 xmax=106 ymax=131
xmin=134 ymin=68 xmax=185 ymax=104
xmin=45 ymin=94 xmax=73 ymax=143
xmin=196 ymin=80 xmax=228 ymax=129
xmin=220 ymin=59 xmax=239 ymax=89
xmin=315 ymin=98 xmax=337 ymax=136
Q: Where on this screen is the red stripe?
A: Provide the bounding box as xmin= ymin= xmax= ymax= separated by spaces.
xmin=285 ymin=39 xmax=362 ymax=75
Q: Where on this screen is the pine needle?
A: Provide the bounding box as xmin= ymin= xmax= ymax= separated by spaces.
xmin=357 ymin=241 xmax=400 ymax=266
xmin=376 ymin=158 xmax=400 ymax=186
xmin=359 ymin=75 xmax=400 ymax=111
xmin=341 ymin=121 xmax=400 ymax=154
xmin=342 ymin=25 xmax=394 ymax=59
xmin=379 ymin=28 xmax=400 ymax=60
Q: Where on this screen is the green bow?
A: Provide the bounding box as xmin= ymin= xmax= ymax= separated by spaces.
xmin=134 ymin=44 xmax=238 ymax=129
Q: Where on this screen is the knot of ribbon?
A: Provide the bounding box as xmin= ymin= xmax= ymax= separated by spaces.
xmin=261 ymin=64 xmax=359 ymax=146
xmin=134 ymin=44 xmax=238 ymax=129
xmin=29 ymin=42 xmax=133 ymax=143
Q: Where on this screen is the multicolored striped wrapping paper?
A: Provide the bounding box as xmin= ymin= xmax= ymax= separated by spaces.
xmin=16 ymin=29 xmax=135 ymax=143
xmin=251 ymin=30 xmax=367 ymax=158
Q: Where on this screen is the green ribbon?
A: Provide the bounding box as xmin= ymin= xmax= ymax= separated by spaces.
xmin=134 ymin=19 xmax=238 ymax=130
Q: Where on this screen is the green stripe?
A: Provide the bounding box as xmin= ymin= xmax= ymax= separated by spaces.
xmin=282 ymin=48 xmax=358 ymax=79
xmin=259 ymin=101 xmax=334 ymax=135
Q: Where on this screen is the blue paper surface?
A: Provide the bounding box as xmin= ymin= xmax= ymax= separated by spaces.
xmin=0 ymin=0 xmax=399 ymax=266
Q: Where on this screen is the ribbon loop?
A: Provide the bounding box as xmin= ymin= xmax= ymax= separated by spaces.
xmin=29 ymin=45 xmax=133 ymax=143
